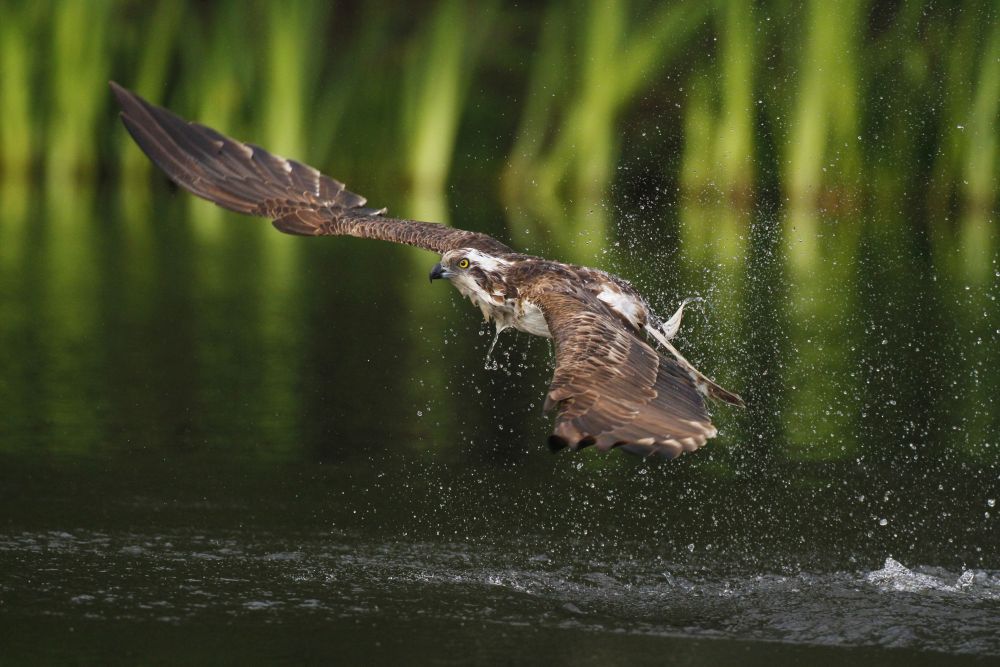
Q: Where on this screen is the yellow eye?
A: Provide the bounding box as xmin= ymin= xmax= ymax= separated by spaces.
xmin=458 ymin=258 xmax=470 ymax=269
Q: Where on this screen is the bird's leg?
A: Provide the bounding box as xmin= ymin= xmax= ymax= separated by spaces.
xmin=660 ymin=297 xmax=702 ymax=341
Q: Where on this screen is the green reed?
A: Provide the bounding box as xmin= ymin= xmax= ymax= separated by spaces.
xmin=0 ymin=1 xmax=41 ymax=181
xmin=964 ymin=20 xmax=999 ymax=213
xmin=783 ymin=0 xmax=862 ymax=266
xmin=677 ymin=1 xmax=756 ymax=265
xmin=116 ymin=0 xmax=184 ymax=182
xmin=714 ymin=0 xmax=755 ymax=204
xmin=47 ymin=0 xmax=113 ymax=183
xmin=0 ymin=0 xmax=992 ymax=227
xmin=504 ymin=1 xmax=711 ymax=261
xmin=401 ymin=0 xmax=496 ymax=222
xmin=261 ymin=0 xmax=331 ymax=162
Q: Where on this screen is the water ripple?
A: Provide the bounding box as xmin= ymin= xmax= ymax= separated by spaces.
xmin=2 ymin=530 xmax=998 ymax=657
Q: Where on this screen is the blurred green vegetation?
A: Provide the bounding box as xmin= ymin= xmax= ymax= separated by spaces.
xmin=0 ymin=0 xmax=997 ymax=469
xmin=0 ymin=1 xmax=994 ymax=228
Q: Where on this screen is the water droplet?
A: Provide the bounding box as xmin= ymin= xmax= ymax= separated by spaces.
xmin=879 ymin=518 xmax=888 ymax=526
xmin=988 ymin=499 xmax=996 ymax=508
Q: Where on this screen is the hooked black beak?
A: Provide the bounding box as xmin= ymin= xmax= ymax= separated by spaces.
xmin=429 ymin=262 xmax=446 ymax=282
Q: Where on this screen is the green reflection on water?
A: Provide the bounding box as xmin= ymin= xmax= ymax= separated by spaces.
xmin=2 ymin=183 xmax=995 ymax=469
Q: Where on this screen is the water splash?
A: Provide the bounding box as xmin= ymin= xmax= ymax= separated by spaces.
xmin=865 ymin=557 xmax=999 ymax=597
xmin=484 ymin=323 xmax=508 ymax=371
xmin=5 ymin=530 xmax=999 ymax=657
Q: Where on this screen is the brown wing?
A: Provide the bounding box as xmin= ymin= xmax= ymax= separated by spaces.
xmin=110 ymin=82 xmax=511 ymax=255
xmin=537 ymin=291 xmax=718 ymax=459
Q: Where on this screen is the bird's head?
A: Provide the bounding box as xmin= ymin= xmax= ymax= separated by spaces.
xmin=429 ymin=248 xmax=511 ymax=302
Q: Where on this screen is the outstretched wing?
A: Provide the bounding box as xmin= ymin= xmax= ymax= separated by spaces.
xmin=110 ymin=82 xmax=511 ymax=255
xmin=537 ymin=291 xmax=718 ymax=459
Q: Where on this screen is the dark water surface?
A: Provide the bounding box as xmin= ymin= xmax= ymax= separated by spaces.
xmin=1 ymin=185 xmax=998 ymax=663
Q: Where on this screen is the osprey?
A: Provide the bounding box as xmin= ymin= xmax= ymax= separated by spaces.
xmin=111 ymin=83 xmax=744 ymax=460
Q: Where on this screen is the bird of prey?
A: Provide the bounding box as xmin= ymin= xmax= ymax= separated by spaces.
xmin=111 ymin=82 xmax=744 ymax=459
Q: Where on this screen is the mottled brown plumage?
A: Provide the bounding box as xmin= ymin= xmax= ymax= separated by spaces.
xmin=112 ymin=82 xmax=743 ymax=460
